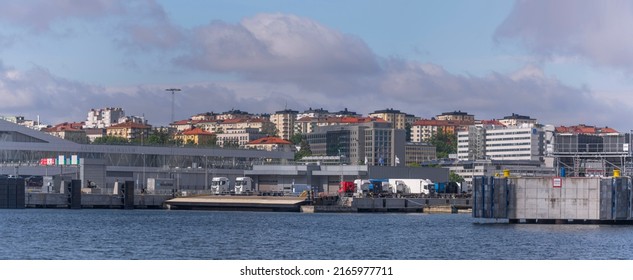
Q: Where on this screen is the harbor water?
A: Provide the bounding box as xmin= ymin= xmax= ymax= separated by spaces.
xmin=2 ymin=209 xmax=633 ymax=260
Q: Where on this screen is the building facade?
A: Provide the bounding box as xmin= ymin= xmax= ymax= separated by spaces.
xmin=270 ymin=109 xmax=298 ymax=140
xmin=85 ymin=107 xmax=125 ymax=128
xmin=307 ymin=122 xmax=405 ymax=166
xmin=106 ymin=121 xmax=152 ymax=141
xmin=436 ymin=110 xmax=474 ymax=122
xmin=216 ymin=128 xmax=266 ymax=148
xmin=457 ymin=123 xmax=545 ymax=162
xmin=369 ymin=108 xmax=408 ymax=130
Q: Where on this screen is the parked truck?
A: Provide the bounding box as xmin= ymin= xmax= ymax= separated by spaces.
xmin=234 ymin=177 xmax=254 ymax=195
xmin=433 ymin=182 xmax=461 ymax=194
xmin=388 ymin=178 xmax=433 ymax=197
xmin=338 ymin=181 xmax=356 ymax=196
xmin=211 ymin=177 xmax=231 ymax=194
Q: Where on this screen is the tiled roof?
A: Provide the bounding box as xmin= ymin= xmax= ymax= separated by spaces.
xmin=180 ymin=127 xmax=213 ymax=135
xmin=109 ymin=121 xmax=151 ymax=129
xmin=555 ymin=125 xmax=619 ymax=134
xmin=247 ymin=136 xmax=292 ymax=145
xmin=412 ymin=119 xmax=471 ymax=126
xmin=479 ymin=120 xmax=506 ymax=126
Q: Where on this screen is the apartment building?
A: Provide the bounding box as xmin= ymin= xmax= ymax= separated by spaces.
xmin=85 ymin=107 xmax=125 ymax=128
xmin=216 ymin=128 xmax=266 ymax=148
xmin=411 ymin=119 xmax=472 ymax=142
xmin=106 ymin=121 xmax=152 ymax=141
xmin=499 ymin=113 xmax=537 ymax=127
xmin=436 ymin=110 xmax=474 ymax=122
xmin=270 ymin=109 xmax=298 ymax=140
xmin=369 ymin=108 xmax=408 ymax=130
xmin=174 ymin=127 xmax=215 ymax=145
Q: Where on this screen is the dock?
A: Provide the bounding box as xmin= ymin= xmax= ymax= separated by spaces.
xmin=473 ymin=176 xmax=633 ymax=224
xmin=164 ymin=195 xmax=309 ymax=211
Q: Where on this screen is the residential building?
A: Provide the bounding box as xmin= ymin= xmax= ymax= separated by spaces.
xmin=84 ymin=128 xmax=105 ymax=143
xmin=436 ymin=110 xmax=475 ymax=122
xmin=216 ymin=109 xmax=252 ymax=120
xmin=499 ymin=113 xmax=537 ymax=127
xmin=405 ymin=142 xmax=436 ymax=165
xmin=332 ymin=108 xmax=360 ymax=118
xmin=297 ymin=107 xmax=333 ymax=120
xmin=216 ymin=128 xmax=266 ymax=148
xmin=174 ymin=127 xmax=215 ymax=145
xmin=85 ymin=107 xmax=125 ymax=128
xmin=197 ymin=117 xmax=274 ymax=134
xmin=106 ymin=121 xmax=152 ymax=141
xmin=170 ymin=119 xmax=202 ymax=132
xmin=411 ymin=119 xmax=472 ymax=142
xmin=43 ymin=122 xmax=88 ymax=143
xmin=245 ymin=136 xmax=296 ymax=152
xmin=270 ymin=109 xmax=298 ymax=140
xmin=191 ymin=112 xmax=218 ymax=121
xmin=369 ymin=108 xmax=408 ymax=130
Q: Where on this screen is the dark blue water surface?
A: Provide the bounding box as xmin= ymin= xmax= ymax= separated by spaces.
xmin=1 ymin=209 xmax=633 ymax=260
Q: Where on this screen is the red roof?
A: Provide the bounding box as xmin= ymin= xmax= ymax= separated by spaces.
xmin=171 ymin=119 xmax=202 ymax=125
xmin=44 ymin=122 xmax=84 ymax=132
xmin=247 ymin=136 xmax=292 ymax=145
xmin=479 ymin=120 xmax=506 ymax=126
xmin=109 ymin=121 xmax=151 ymax=129
xmin=556 ymin=125 xmax=618 ymax=134
xmin=412 ymin=119 xmax=471 ymax=126
xmin=179 ymin=127 xmax=213 ymax=135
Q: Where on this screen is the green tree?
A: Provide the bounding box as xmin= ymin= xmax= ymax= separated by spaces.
xmin=407 ymin=162 xmax=421 ymax=167
xmin=146 ymin=130 xmax=171 ymax=145
xmin=92 ymin=135 xmax=130 ymax=145
xmin=289 ymin=133 xmax=304 ymax=145
xmin=294 ymin=139 xmax=312 ymax=161
xmin=449 ymin=171 xmax=464 ymax=183
xmin=405 ymin=122 xmax=412 ymax=142
xmin=429 ymin=128 xmax=457 ymax=159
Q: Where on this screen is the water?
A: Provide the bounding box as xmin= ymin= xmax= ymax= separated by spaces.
xmin=2 ymin=209 xmax=633 ymax=260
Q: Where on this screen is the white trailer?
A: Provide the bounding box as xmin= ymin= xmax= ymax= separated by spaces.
xmin=234 ymin=177 xmax=254 ymax=194
xmin=211 ymin=177 xmax=231 ymax=194
xmin=388 ymin=179 xmax=433 ymax=196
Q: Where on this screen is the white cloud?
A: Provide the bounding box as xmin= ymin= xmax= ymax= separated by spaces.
xmin=495 ymin=0 xmax=633 ymax=72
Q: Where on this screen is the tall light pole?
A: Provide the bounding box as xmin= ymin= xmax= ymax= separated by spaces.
xmin=165 ymin=88 xmax=181 ymax=124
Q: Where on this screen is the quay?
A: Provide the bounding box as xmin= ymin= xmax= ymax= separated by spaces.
xmin=473 ymin=175 xmax=633 ymax=224
xmin=3 ymin=178 xmax=473 ymax=212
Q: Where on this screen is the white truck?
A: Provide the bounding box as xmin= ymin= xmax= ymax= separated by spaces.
xmin=234 ymin=177 xmax=254 ymax=195
xmin=388 ymin=178 xmax=433 ymax=197
xmin=211 ymin=177 xmax=231 ymax=194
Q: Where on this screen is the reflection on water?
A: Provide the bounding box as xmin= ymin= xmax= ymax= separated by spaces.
xmin=1 ymin=209 xmax=633 ymax=260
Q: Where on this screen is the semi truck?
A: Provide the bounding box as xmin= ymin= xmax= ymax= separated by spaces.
xmin=211 ymin=177 xmax=231 ymax=194
xmin=388 ymin=178 xmax=433 ymax=197
xmin=234 ymin=177 xmax=254 ymax=195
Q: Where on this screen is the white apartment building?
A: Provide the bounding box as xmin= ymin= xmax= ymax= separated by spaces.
xmin=458 ymin=123 xmax=545 ymax=162
xmin=85 ymin=107 xmax=125 ymax=128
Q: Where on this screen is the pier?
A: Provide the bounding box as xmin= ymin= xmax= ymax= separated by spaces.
xmin=473 ymin=176 xmax=633 ymax=224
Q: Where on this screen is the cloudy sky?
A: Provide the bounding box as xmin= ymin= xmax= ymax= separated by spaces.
xmin=1 ymin=0 xmax=633 ymax=130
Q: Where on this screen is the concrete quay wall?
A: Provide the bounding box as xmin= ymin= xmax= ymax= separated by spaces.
xmin=25 ymin=193 xmax=171 ymax=209
xmin=474 ymin=176 xmax=633 ymax=223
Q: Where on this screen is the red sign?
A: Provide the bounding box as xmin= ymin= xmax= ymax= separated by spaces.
xmin=553 ymin=177 xmax=563 ymax=188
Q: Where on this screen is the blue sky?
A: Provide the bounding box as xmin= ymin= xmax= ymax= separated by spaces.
xmin=1 ymin=0 xmax=632 ymax=130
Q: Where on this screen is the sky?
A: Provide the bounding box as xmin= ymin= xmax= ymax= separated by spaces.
xmin=1 ymin=0 xmax=633 ymax=130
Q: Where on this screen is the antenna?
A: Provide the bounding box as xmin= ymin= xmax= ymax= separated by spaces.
xmin=165 ymin=88 xmax=182 ymax=124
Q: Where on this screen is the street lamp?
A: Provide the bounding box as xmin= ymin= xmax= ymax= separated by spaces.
xmin=165 ymin=88 xmax=182 ymax=124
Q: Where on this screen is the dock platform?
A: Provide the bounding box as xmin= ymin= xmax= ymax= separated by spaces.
xmin=164 ymin=195 xmax=309 ymax=211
